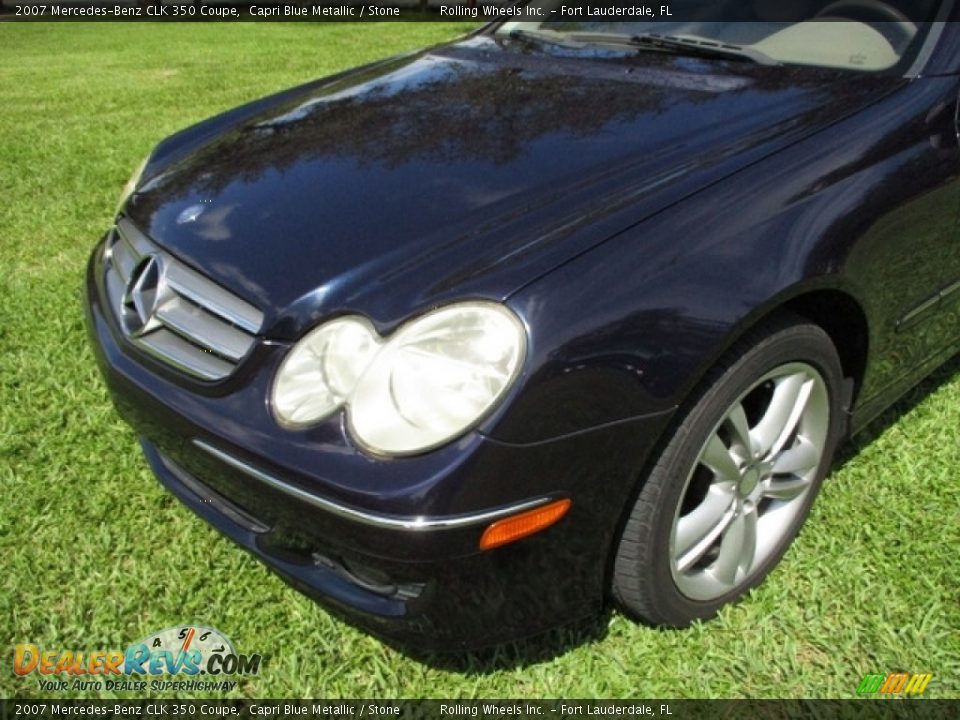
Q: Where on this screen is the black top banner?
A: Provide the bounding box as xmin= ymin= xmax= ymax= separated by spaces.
xmin=2 ymin=1 xmax=943 ymax=23
xmin=2 ymin=700 xmax=959 ymax=720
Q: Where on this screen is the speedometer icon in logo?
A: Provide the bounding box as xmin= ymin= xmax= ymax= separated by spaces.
xmin=145 ymin=626 xmax=234 ymax=657
xmin=127 ymin=625 xmax=235 ymax=676
xmin=125 ymin=625 xmax=263 ymax=677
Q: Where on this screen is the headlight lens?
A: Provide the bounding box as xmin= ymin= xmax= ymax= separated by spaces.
xmin=272 ymin=317 xmax=381 ymax=428
xmin=116 ymin=155 xmax=150 ymax=215
xmin=271 ymin=303 xmax=526 ymax=455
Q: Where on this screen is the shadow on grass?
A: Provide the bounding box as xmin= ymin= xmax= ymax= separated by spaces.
xmin=392 ymin=611 xmax=614 ymax=673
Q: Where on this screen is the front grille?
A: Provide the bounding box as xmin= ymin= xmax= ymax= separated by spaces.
xmin=103 ymin=218 xmax=264 ymax=380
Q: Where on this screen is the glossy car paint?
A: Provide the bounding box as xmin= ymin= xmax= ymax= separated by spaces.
xmin=86 ymin=22 xmax=960 ymax=648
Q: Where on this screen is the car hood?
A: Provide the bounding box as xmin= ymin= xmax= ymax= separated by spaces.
xmin=125 ymin=35 xmax=902 ymax=339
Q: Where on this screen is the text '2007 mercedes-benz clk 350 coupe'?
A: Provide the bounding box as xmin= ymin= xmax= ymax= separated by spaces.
xmin=85 ymin=1 xmax=960 ymax=649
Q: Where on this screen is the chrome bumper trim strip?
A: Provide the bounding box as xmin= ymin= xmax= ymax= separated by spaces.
xmin=192 ymin=439 xmax=553 ymax=531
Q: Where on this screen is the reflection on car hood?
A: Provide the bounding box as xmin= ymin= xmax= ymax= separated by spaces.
xmin=125 ymin=36 xmax=902 ymax=339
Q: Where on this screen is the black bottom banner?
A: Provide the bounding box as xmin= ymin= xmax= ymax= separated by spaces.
xmin=2 ymin=700 xmax=959 ymax=720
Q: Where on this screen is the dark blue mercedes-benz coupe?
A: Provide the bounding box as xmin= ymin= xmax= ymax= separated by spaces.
xmin=85 ymin=2 xmax=960 ymax=649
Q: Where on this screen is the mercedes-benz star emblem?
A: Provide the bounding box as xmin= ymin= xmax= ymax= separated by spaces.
xmin=122 ymin=254 xmax=170 ymax=337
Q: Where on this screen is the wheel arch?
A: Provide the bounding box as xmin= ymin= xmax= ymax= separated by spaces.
xmin=656 ymin=282 xmax=872 ymax=439
xmin=780 ymin=289 xmax=870 ymax=404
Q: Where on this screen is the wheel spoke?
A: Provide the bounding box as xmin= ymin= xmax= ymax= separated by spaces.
xmin=712 ymin=507 xmax=757 ymax=586
xmin=700 ymin=432 xmax=741 ymax=482
xmin=725 ymin=402 xmax=755 ymax=457
xmin=674 ymin=485 xmax=736 ymax=573
xmin=761 ymin=475 xmax=811 ymax=501
xmin=772 ymin=436 xmax=821 ymax=476
xmin=751 ymin=372 xmax=812 ymax=458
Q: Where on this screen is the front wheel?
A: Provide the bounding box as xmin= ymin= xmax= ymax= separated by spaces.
xmin=612 ymin=316 xmax=844 ymax=626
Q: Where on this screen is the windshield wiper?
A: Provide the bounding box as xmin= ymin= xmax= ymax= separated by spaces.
xmin=562 ymin=31 xmax=781 ymax=66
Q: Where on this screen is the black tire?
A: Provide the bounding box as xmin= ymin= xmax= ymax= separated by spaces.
xmin=612 ymin=314 xmax=844 ymax=627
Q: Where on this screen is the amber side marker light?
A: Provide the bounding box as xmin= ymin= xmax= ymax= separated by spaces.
xmin=479 ymin=498 xmax=572 ymax=551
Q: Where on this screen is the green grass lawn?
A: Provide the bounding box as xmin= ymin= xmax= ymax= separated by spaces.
xmin=1 ymin=23 xmax=958 ymax=700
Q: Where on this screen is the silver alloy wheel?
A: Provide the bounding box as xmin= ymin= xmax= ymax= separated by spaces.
xmin=669 ymin=362 xmax=830 ymax=601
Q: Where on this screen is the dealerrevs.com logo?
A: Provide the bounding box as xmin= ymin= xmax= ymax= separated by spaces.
xmin=13 ymin=625 xmax=263 ymax=693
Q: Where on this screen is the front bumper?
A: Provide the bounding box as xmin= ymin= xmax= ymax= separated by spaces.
xmin=84 ymin=236 xmax=674 ymax=650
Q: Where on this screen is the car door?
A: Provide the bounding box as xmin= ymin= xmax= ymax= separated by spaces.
xmin=849 ymin=25 xmax=960 ymax=424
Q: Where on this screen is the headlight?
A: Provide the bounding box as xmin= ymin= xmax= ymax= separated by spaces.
xmin=272 ymin=317 xmax=381 ymax=427
xmin=271 ymin=302 xmax=526 ymax=456
xmin=116 ymin=155 xmax=150 ymax=215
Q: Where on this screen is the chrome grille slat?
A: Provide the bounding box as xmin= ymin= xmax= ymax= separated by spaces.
xmin=116 ymin=217 xmax=155 ymax=258
xmin=163 ymin=263 xmax=261 ymax=334
xmin=111 ymin=232 xmax=139 ymax=284
xmin=103 ymin=219 xmax=264 ymax=381
xmin=105 ymin=262 xmax=126 ymax=308
xmin=138 ymin=329 xmax=237 ymax=380
xmin=156 ymin=297 xmax=251 ymax=361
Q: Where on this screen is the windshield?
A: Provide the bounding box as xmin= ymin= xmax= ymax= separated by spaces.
xmin=498 ymin=1 xmax=949 ymax=73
